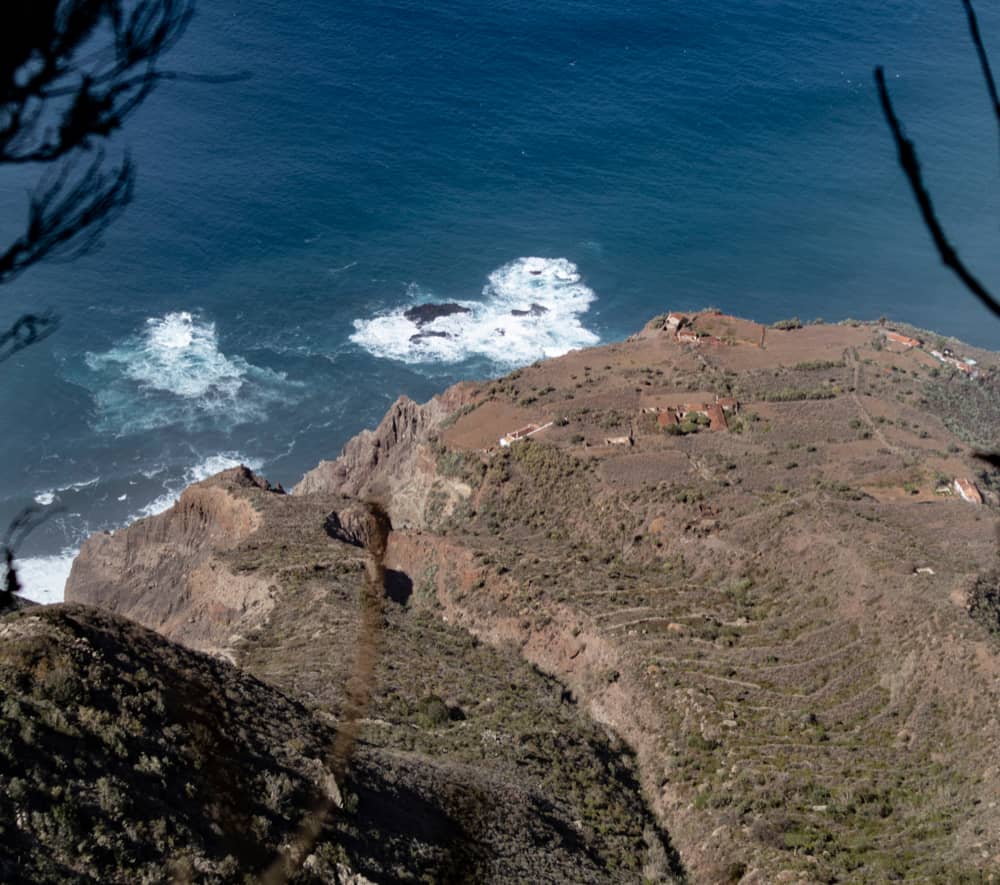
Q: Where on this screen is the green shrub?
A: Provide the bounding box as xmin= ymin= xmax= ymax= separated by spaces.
xmin=415 ymin=695 xmax=450 ymax=728
xmin=763 ymin=388 xmax=836 ymax=402
xmin=772 ymin=317 xmax=802 ymax=330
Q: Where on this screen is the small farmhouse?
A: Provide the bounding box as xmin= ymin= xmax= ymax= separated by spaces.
xmin=704 ymin=403 xmax=728 ymax=431
xmin=954 ymin=478 xmax=983 ymax=505
xmin=883 ymin=330 xmax=922 ymax=349
xmin=499 ymin=421 xmax=553 ymax=447
xmin=644 ymin=394 xmax=739 ymax=433
xmin=930 ymin=350 xmax=979 ymax=378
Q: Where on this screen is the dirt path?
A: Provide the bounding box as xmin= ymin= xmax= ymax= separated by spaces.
xmin=846 ymin=346 xmax=903 ymax=456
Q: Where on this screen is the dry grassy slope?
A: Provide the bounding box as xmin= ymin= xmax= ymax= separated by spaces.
xmin=0 ymin=604 xmax=357 ymax=883
xmin=307 ymin=315 xmax=1000 ymax=883
xmin=6 ymin=604 xmax=670 ymax=882
xmin=63 ymin=313 xmax=1000 ymax=883
xmin=65 ymin=469 xmax=678 ymax=882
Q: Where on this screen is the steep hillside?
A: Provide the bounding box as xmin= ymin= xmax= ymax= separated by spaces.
xmin=68 ymin=313 xmax=1000 ymax=883
xmin=66 ymin=470 xmax=678 ymax=882
xmin=1 ymin=602 xmax=675 ymax=883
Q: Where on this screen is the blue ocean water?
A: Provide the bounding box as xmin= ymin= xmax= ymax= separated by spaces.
xmin=2 ymin=0 xmax=999 ymax=600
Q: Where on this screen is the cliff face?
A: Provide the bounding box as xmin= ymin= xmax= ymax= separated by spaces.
xmin=67 ymin=466 xmax=278 ymax=657
xmin=295 ymin=388 xmax=477 ymax=529
xmin=64 ymin=312 xmax=1000 ymax=883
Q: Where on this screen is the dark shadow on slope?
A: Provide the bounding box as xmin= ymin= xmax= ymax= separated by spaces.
xmin=384 ymin=569 xmax=413 ymax=606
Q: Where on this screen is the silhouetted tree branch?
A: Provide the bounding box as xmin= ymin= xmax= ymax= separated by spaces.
xmin=873 ymin=1 xmax=1000 ymax=321
xmin=0 ymin=312 xmax=61 ymax=363
xmin=0 ymin=0 xmax=195 ymax=164
xmin=0 ymin=150 xmax=134 ymax=284
xmin=0 ymin=505 xmax=63 ymax=609
xmin=1 ymin=1 xmax=197 ymax=600
xmin=961 ymin=0 xmax=1000 ymax=153
xmin=874 ymin=66 xmax=1000 ymax=320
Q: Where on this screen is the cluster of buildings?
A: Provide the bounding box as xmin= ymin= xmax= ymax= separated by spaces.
xmin=642 ymin=395 xmax=740 ymax=432
xmin=929 ymin=348 xmax=979 ymax=377
xmin=881 ymin=328 xmax=980 ymax=378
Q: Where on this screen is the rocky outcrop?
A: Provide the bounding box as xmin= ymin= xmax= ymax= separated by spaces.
xmin=324 ymin=503 xmax=390 ymax=551
xmin=66 ymin=466 xmax=277 ymax=656
xmin=294 ymin=391 xmax=475 ymax=529
xmin=0 ymin=604 xmax=352 ymax=883
xmin=403 ymin=303 xmax=471 ymax=326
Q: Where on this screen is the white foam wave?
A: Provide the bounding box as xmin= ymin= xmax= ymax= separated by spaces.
xmin=15 ymin=551 xmax=78 ymax=605
xmin=15 ymin=453 xmax=262 ymax=605
xmin=33 ymin=477 xmax=100 ymax=506
xmin=85 ymin=312 xmax=295 ymax=433
xmin=350 ymin=257 xmax=600 ymax=367
xmin=135 ymin=452 xmax=263 ymax=520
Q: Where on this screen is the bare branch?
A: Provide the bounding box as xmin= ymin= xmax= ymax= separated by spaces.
xmin=962 ymin=0 xmax=1000 ymax=148
xmin=1 ymin=504 xmax=64 ymax=606
xmin=0 ymin=1 xmax=196 ymax=164
xmin=0 ymin=150 xmax=134 ymax=284
xmin=874 ymin=66 xmax=1000 ymax=320
xmin=0 ymin=312 xmax=61 ymax=363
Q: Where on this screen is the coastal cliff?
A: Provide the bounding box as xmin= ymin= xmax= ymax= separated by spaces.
xmin=58 ymin=311 xmax=1000 ymax=882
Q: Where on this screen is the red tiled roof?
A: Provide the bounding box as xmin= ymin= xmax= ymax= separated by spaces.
xmin=885 ymin=330 xmax=922 ymax=348
xmin=705 ymin=404 xmax=728 ymax=431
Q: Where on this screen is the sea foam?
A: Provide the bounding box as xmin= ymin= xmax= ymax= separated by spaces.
xmin=135 ymin=452 xmax=263 ymax=520
xmin=85 ymin=311 xmax=293 ymax=434
xmin=14 ymin=553 xmax=78 ymax=606
xmin=350 ymin=257 xmax=600 ymax=367
xmin=17 ymin=452 xmax=261 ymax=605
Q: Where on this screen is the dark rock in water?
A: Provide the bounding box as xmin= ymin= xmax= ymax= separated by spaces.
xmin=410 ymin=330 xmax=452 ymax=343
xmin=404 ymin=303 xmax=471 ymax=327
xmin=510 ymin=303 xmax=549 ymax=317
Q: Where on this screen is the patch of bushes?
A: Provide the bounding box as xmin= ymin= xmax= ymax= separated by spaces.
xmin=968 ymin=572 xmax=1000 ymax=637
xmin=415 ymin=694 xmax=451 ymax=728
xmin=772 ymin=317 xmax=803 ymax=330
xmin=794 ymin=359 xmax=844 ymax=371
xmin=762 ymin=388 xmax=837 ymax=402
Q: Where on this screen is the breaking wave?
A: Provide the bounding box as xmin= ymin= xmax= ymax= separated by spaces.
xmin=14 ymin=553 xmax=78 ymax=606
xmin=84 ymin=311 xmax=295 ymax=434
xmin=17 ymin=452 xmax=261 ymax=605
xmin=134 ymin=452 xmax=263 ymax=520
xmin=350 ymin=257 xmax=600 ymax=367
